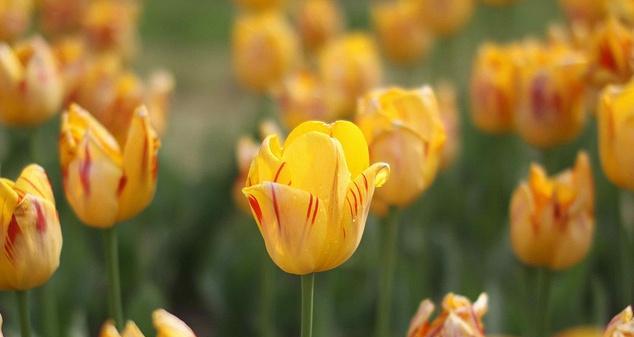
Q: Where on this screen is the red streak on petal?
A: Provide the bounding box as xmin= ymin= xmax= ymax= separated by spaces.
xmin=271 ymin=185 xmax=282 ymax=232
xmin=351 ymin=188 xmax=358 ymax=216
xmin=117 ymin=175 xmax=128 ymax=196
xmin=79 ymin=146 xmax=92 ymax=195
xmin=306 ymin=193 xmax=313 ymax=223
xmin=248 ymin=195 xmax=264 ymax=227
xmin=599 ymin=42 xmax=617 ymax=73
xmin=273 ymin=162 xmax=286 ymax=183
xmin=311 ymin=198 xmax=319 ymax=225
xmin=354 ymin=181 xmax=363 ymax=204
xmin=34 ymin=200 xmax=47 ymax=233
xmin=346 ymin=197 xmax=354 ymax=217
xmin=21 ymin=177 xmax=46 ymax=198
xmin=4 ymin=215 xmax=21 ymax=262
xmin=362 ymin=173 xmax=368 ymax=192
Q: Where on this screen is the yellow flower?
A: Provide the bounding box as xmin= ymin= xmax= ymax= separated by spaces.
xmin=608 ymin=0 xmax=634 ymax=25
xmin=559 ymin=0 xmax=607 ymax=26
xmin=242 ymin=120 xmax=390 ymax=275
xmin=356 ymin=86 xmax=446 ymax=209
xmin=40 ymin=0 xmax=87 ymax=36
xmin=436 ymin=82 xmax=461 ymax=169
xmin=274 ymin=69 xmax=333 ymax=129
xmin=372 ymin=0 xmax=433 ymax=65
xmin=0 ymin=0 xmax=32 ymax=41
xmin=232 ymin=11 xmax=300 ymax=93
xmin=410 ymin=0 xmax=474 ymax=36
xmin=0 ymin=164 xmax=62 ymax=291
xmin=52 ymin=35 xmax=89 ymax=103
xmin=145 ymin=70 xmax=175 ymax=137
xmin=510 ymin=151 xmax=594 ymax=270
xmin=597 ymin=80 xmax=634 ymax=190
xmin=516 ymin=43 xmax=588 ymax=148
xmin=553 ymin=326 xmax=603 ymax=337
xmin=81 ymin=0 xmax=139 ymax=59
xmin=234 ymin=0 xmax=286 ymax=12
xmin=407 ymin=293 xmax=488 ymax=337
xmin=296 ymin=0 xmax=343 ymax=52
xmin=319 ymin=33 xmax=383 ymax=118
xmin=588 ymin=17 xmax=634 ymax=88
xmin=469 ymin=43 xmax=519 ymax=134
xmin=153 ymin=309 xmax=197 ymax=337
xmin=604 ymin=306 xmax=634 ymax=337
xmin=59 ymin=104 xmax=160 ymax=228
xmin=0 ymin=36 xmax=63 ymax=127
xmin=100 ymin=321 xmax=145 ymax=337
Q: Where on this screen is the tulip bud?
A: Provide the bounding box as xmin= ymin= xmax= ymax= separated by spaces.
xmin=356 ymin=86 xmax=446 ymax=209
xmin=232 ymin=11 xmax=300 ymax=93
xmin=410 ymin=0 xmax=474 ymax=36
xmin=319 ymin=33 xmax=382 ymax=118
xmin=234 ymin=0 xmax=286 ymax=12
xmin=0 ymin=36 xmax=63 ymax=127
xmin=436 ymin=82 xmax=461 ymax=169
xmin=60 ymin=104 xmax=160 ymax=228
xmin=0 ymin=0 xmax=32 ymax=41
xmin=99 ymin=321 xmax=145 ymax=337
xmin=81 ymin=0 xmax=139 ymax=59
xmin=408 ymin=293 xmax=488 ymax=337
xmin=274 ymin=69 xmax=333 ymax=129
xmin=153 ymin=309 xmax=197 ymax=337
xmin=0 ymin=165 xmax=62 ymax=291
xmin=146 ymin=70 xmax=175 ymax=137
xmin=243 ymin=120 xmax=390 ymax=275
xmin=40 ymin=0 xmax=87 ymax=36
xmin=510 ymin=151 xmax=594 ymax=270
xmin=588 ymin=17 xmax=634 ymax=88
xmin=553 ymin=326 xmax=603 ymax=337
xmin=372 ymin=1 xmax=433 ymax=65
xmin=296 ymin=0 xmax=343 ymax=52
xmin=604 ymin=306 xmax=634 ymax=337
xmin=559 ymin=0 xmax=608 ymax=26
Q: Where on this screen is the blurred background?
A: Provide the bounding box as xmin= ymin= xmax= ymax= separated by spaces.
xmin=0 ymin=0 xmax=626 ymax=336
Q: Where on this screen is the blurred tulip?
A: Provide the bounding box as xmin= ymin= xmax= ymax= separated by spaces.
xmin=40 ymin=0 xmax=88 ymax=36
xmin=0 ymin=0 xmax=32 ymax=41
xmin=410 ymin=0 xmax=474 ymax=36
xmin=588 ymin=17 xmax=634 ymax=88
xmin=234 ymin=0 xmax=285 ymax=12
xmin=604 ymin=306 xmax=634 ymax=337
xmin=559 ymin=0 xmax=607 ymax=26
xmin=145 ymin=70 xmax=175 ymax=136
xmin=608 ymin=0 xmax=634 ymax=25
xmin=469 ymin=43 xmax=519 ymax=134
xmin=274 ymin=69 xmax=333 ymax=129
xmin=372 ymin=0 xmax=433 ymax=65
xmin=553 ymin=326 xmax=603 ymax=337
xmin=319 ymin=33 xmax=383 ymax=118
xmin=59 ymin=104 xmax=160 ymax=228
xmin=153 ymin=309 xmax=197 ymax=337
xmin=52 ymin=35 xmax=89 ymax=103
xmin=0 ymin=36 xmax=63 ymax=127
xmin=408 ymin=293 xmax=488 ymax=337
xmin=100 ymin=321 xmax=145 ymax=337
xmin=510 ymin=151 xmax=594 ymax=270
xmin=356 ymin=86 xmax=446 ymax=210
xmin=232 ymin=11 xmax=300 ymax=93
xmin=516 ymin=43 xmax=588 ymax=148
xmin=81 ymin=0 xmax=139 ymax=59
xmin=436 ymin=82 xmax=461 ymax=169
xmin=0 ymin=165 xmax=62 ymax=290
xmin=296 ymin=0 xmax=343 ymax=52
xmin=242 ymin=120 xmax=390 ymax=275
xmin=597 ymin=79 xmax=634 ymax=190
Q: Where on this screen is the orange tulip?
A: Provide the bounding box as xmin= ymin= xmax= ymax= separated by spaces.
xmin=588 ymin=17 xmax=634 ymax=88
xmin=436 ymin=82 xmax=461 ymax=169
xmin=296 ymin=0 xmax=343 ymax=52
xmin=604 ymin=306 xmax=634 ymax=337
xmin=81 ymin=0 xmax=139 ymax=59
xmin=52 ymin=35 xmax=89 ymax=103
xmin=408 ymin=293 xmax=488 ymax=337
xmin=411 ymin=0 xmax=474 ymax=36
xmin=40 ymin=0 xmax=88 ymax=36
xmin=274 ymin=69 xmax=333 ymax=129
xmin=559 ymin=0 xmax=608 ymax=26
xmin=0 ymin=0 xmax=32 ymax=41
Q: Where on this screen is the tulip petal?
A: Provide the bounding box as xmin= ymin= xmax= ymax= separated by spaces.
xmin=153 ymin=309 xmax=197 ymax=337
xmin=121 ymin=321 xmax=145 ymax=337
xmin=407 ymin=299 xmax=435 ymax=337
xmin=0 ymin=179 xmax=19 ymax=231
xmin=99 ymin=321 xmax=121 ymax=337
xmin=117 ymin=106 xmax=160 ymax=222
xmin=14 ymin=164 xmax=54 ymax=204
xmin=245 ymin=134 xmax=285 ymax=187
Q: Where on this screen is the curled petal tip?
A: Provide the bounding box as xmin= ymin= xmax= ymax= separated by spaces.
xmin=134 ymin=105 xmax=149 ymax=118
xmin=372 ymin=162 xmax=390 ymax=187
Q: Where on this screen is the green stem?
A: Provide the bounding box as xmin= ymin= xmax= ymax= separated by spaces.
xmin=375 ymin=207 xmax=400 ymax=337
xmin=258 ymin=259 xmax=275 ymax=337
xmin=41 ymin=284 xmax=59 ymax=337
xmin=17 ymin=290 xmax=32 ymax=337
xmin=534 ymin=268 xmax=552 ymax=337
xmin=300 ymin=274 xmax=315 ymax=337
xmin=103 ymin=227 xmax=124 ymax=330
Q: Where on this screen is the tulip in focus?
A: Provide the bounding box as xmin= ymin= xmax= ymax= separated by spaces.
xmin=40 ymin=0 xmax=88 ymax=36
xmin=81 ymin=0 xmax=139 ymax=59
xmin=319 ymin=33 xmax=382 ymax=118
xmin=232 ymin=11 xmax=300 ymax=93
xmin=0 ymin=165 xmax=62 ymax=290
xmin=242 ymin=120 xmax=390 ymax=275
xmin=59 ymin=104 xmax=160 ymax=228
xmin=510 ymin=151 xmax=594 ymax=270
xmin=604 ymin=306 xmax=634 ymax=337
xmin=0 ymin=36 xmax=63 ymax=126
xmin=407 ymin=293 xmax=488 ymax=337
xmin=588 ymin=17 xmax=634 ymax=88
xmin=436 ymin=82 xmax=461 ymax=169
xmin=356 ymin=86 xmax=446 ymax=210
xmin=0 ymin=0 xmax=32 ymax=41
xmin=234 ymin=0 xmax=285 ymax=12
xmin=274 ymin=69 xmax=333 ymax=129
xmin=296 ymin=0 xmax=343 ymax=52
xmin=553 ymin=326 xmax=603 ymax=337
xmin=411 ymin=0 xmax=474 ymax=36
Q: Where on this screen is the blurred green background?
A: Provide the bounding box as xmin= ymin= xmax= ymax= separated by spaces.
xmin=0 ymin=0 xmax=628 ymax=336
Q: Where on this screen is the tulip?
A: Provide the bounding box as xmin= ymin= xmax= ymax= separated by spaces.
xmin=407 ymin=293 xmax=488 ymax=337
xmin=436 ymin=82 xmax=461 ymax=169
xmin=81 ymin=0 xmax=139 ymax=59
xmin=59 ymin=104 xmax=160 ymax=228
xmin=356 ymin=86 xmax=446 ymax=209
xmin=274 ymin=69 xmax=333 ymax=129
xmin=100 ymin=321 xmax=145 ymax=337
xmin=232 ymin=11 xmax=300 ymax=93
xmin=0 ymin=0 xmax=32 ymax=41
xmin=608 ymin=0 xmax=634 ymax=25
xmin=52 ymin=36 xmax=89 ymax=104
xmin=145 ymin=70 xmax=175 ymax=137
xmin=40 ymin=0 xmax=87 ymax=36
xmin=597 ymin=79 xmax=634 ymax=190
xmin=553 ymin=326 xmax=603 ymax=337
xmin=410 ymin=0 xmax=474 ymax=36
xmin=234 ymin=0 xmax=286 ymax=12
xmin=0 ymin=164 xmax=62 ymax=290
xmin=469 ymin=43 xmax=519 ymax=134
xmin=296 ymin=0 xmax=343 ymax=52
xmin=516 ymin=43 xmax=588 ymax=148
xmin=510 ymin=151 xmax=594 ymax=270
xmin=0 ymin=36 xmax=63 ymax=127
xmin=319 ymin=33 xmax=383 ymax=118
xmin=588 ymin=17 xmax=634 ymax=88
xmin=153 ymin=309 xmax=197 ymax=337
xmin=604 ymin=306 xmax=634 ymax=337
xmin=559 ymin=0 xmax=608 ymax=26
xmin=372 ymin=1 xmax=433 ymax=65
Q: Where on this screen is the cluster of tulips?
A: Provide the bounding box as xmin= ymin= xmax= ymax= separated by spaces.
xmin=230 ymin=0 xmax=634 ymax=337
xmin=0 ymin=0 xmax=198 ymax=336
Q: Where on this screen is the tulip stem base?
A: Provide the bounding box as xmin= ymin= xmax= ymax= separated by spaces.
xmin=375 ymin=207 xmax=400 ymax=337
xmin=104 ymin=227 xmax=124 ymax=330
xmin=17 ymin=290 xmax=32 ymax=337
xmin=300 ymin=273 xmax=315 ymax=337
xmin=533 ymin=268 xmax=552 ymax=337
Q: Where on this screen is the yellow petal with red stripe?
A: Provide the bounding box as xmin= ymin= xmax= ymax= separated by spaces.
xmin=14 ymin=164 xmax=54 ymax=204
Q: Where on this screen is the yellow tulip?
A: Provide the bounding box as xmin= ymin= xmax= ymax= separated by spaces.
xmin=296 ymin=0 xmax=343 ymax=52
xmin=0 ymin=36 xmax=63 ymax=127
xmin=372 ymin=0 xmax=433 ymax=65
xmin=407 ymin=293 xmax=488 ymax=337
xmin=0 ymin=164 xmax=62 ymax=291
xmin=52 ymin=36 xmax=89 ymax=104
xmin=410 ymin=0 xmax=474 ymax=36
xmin=232 ymin=11 xmax=300 ymax=93
xmin=319 ymin=33 xmax=383 ymax=118
xmin=597 ymin=79 xmax=634 ymax=190
xmin=274 ymin=69 xmax=334 ymax=129
xmin=59 ymin=104 xmax=160 ymax=228
xmin=100 ymin=321 xmax=145 ymax=337
xmin=604 ymin=306 xmax=634 ymax=337
xmin=469 ymin=43 xmax=519 ymax=134
xmin=553 ymin=326 xmax=603 ymax=337
xmin=559 ymin=0 xmax=608 ymax=26
xmin=40 ymin=0 xmax=87 ymax=36
xmin=145 ymin=70 xmax=175 ymax=137
xmin=608 ymin=0 xmax=634 ymax=25
xmin=234 ymin=0 xmax=286 ymax=12
xmin=81 ymin=0 xmax=139 ymax=59
xmin=153 ymin=309 xmax=197 ymax=337
xmin=436 ymin=82 xmax=461 ymax=169
xmin=516 ymin=43 xmax=588 ymax=148
xmin=510 ymin=151 xmax=594 ymax=270
xmin=356 ymin=86 xmax=446 ymax=209
xmin=242 ymin=120 xmax=390 ymax=275
xmin=588 ymin=17 xmax=634 ymax=88
xmin=0 ymin=0 xmax=32 ymax=41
